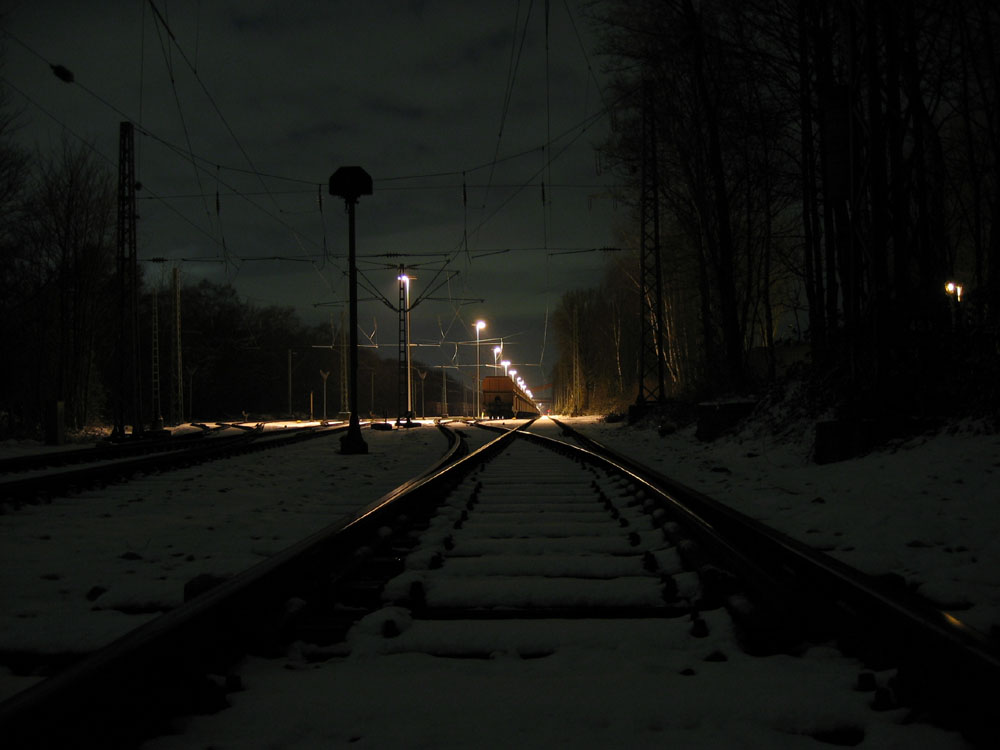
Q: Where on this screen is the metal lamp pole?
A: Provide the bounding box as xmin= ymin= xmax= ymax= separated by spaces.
xmin=404 ymin=275 xmax=413 ymax=419
xmin=329 ymin=166 xmax=372 ymax=454
xmin=475 ymin=320 xmax=485 ymax=418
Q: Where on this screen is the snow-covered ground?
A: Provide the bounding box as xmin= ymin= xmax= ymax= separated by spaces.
xmin=0 ymin=421 xmax=483 ymax=701
xmin=2 ymin=414 xmax=996 ymax=748
xmin=573 ymin=415 xmax=1000 ymax=637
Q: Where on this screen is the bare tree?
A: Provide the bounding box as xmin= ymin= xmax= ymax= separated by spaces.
xmin=19 ymin=136 xmax=116 ymax=430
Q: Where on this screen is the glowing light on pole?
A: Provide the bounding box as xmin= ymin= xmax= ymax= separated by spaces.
xmin=501 ymin=359 xmax=510 ymax=376
xmin=493 ymin=345 xmax=502 ymax=373
xmin=475 ymin=320 xmax=486 ymax=418
xmin=399 ymin=273 xmax=413 ymax=419
xmin=945 ymin=280 xmax=965 ymax=330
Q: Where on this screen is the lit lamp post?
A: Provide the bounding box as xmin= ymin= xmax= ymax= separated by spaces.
xmin=493 ymin=345 xmax=502 ymax=373
xmin=945 ymin=280 xmax=964 ymax=330
xmin=475 ymin=320 xmax=486 ymax=418
xmin=329 ymin=166 xmax=372 ymax=454
xmin=399 ymin=273 xmax=413 ymax=423
xmin=501 ymin=359 xmax=510 ymax=376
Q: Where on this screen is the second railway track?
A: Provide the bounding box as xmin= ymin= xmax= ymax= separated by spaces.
xmin=0 ymin=422 xmax=348 ymax=507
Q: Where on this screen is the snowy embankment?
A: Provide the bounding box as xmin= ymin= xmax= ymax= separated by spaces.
xmin=0 ymin=422 xmax=467 ymax=702
xmin=568 ymin=415 xmax=1000 ymax=637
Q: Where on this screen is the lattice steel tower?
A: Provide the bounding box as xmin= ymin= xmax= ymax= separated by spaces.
xmin=113 ymin=121 xmax=143 ymax=438
xmin=636 ymin=82 xmax=666 ymax=406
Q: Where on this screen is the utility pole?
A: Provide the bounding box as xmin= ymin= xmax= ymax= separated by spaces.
xmin=320 ymin=369 xmax=330 ymax=420
xmin=339 ymin=309 xmax=349 ymax=415
xmin=171 ymin=267 xmax=184 ymax=425
xmin=441 ymin=366 xmax=448 ymax=417
xmin=150 ymin=285 xmax=163 ymax=431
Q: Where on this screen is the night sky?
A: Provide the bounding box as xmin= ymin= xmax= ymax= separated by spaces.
xmin=2 ymin=1 xmax=623 ymax=393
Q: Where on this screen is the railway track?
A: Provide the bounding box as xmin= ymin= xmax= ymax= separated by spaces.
xmin=0 ymin=422 xmax=346 ymax=508
xmin=0 ymin=424 xmax=220 ymax=475
xmin=0 ymin=419 xmax=995 ymax=747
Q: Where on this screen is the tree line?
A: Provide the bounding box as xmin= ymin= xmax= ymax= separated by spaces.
xmin=0 ymin=120 xmax=337 ymax=436
xmin=0 ymin=105 xmax=458 ymax=438
xmin=551 ymin=0 xmax=999 ymax=419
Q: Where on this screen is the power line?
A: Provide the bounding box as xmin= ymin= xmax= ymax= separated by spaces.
xmin=147 ymin=7 xmax=217 ymax=246
xmin=481 ymin=0 xmax=536 ymax=224
xmin=146 ymin=0 xmax=285 ymax=215
xmin=1 ymin=16 xmax=626 ymax=311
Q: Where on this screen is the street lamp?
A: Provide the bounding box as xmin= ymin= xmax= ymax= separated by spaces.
xmin=493 ymin=345 xmax=502 ymax=373
xmin=946 ymin=280 xmax=965 ymax=330
xmin=329 ymin=165 xmax=372 ymax=454
xmin=500 ymin=359 xmax=510 ymax=376
xmin=475 ymin=320 xmax=486 ymax=418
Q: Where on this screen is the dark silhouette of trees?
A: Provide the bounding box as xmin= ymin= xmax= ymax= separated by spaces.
xmin=1 ymin=135 xmax=116 ymax=434
xmin=0 ymin=87 xmax=31 ymax=435
xmin=555 ymin=0 xmax=1000 ymax=418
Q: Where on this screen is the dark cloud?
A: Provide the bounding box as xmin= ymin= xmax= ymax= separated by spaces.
xmin=358 ymin=92 xmax=426 ymax=123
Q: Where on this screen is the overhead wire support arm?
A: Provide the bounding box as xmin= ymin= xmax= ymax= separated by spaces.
xmin=410 ymin=271 xmax=461 ymax=310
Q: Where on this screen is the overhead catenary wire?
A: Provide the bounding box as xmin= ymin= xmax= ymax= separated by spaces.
xmin=2 ymin=65 xmax=327 ymax=272
xmin=544 ymin=0 xmax=552 ymax=254
xmin=3 ymin=19 xmax=619 ymax=234
xmin=3 ymin=48 xmax=617 ymax=283
xmin=145 ymin=0 xmax=286 ymax=218
xmin=1 ymin=5 xmax=624 ymax=358
xmin=7 ymin=25 xmax=618 ymax=280
xmin=1 ymin=20 xmax=622 ymax=191
xmin=479 ymin=0 xmax=535 ymax=233
xmin=147 ymin=7 xmax=217 ymax=247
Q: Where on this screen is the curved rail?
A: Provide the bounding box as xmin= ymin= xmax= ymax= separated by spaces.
xmin=546 ymin=417 xmax=1000 ymax=744
xmin=0 ymin=422 xmax=468 ymax=748
xmin=4 ymin=419 xmax=995 ymax=747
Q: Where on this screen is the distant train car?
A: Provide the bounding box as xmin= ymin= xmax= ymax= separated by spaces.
xmin=482 ymin=375 xmax=539 ymax=419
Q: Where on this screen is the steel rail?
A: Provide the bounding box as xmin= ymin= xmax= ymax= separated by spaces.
xmin=0 ymin=424 xmax=345 ymax=507
xmin=0 ymin=426 xmax=219 ymax=476
xmin=546 ymin=417 xmax=1000 ymax=745
xmin=0 ymin=423 xmax=470 ymax=749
